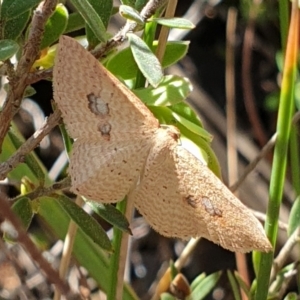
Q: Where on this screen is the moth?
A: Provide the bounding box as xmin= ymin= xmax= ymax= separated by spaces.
xmin=53 ymin=36 xmax=272 ymax=253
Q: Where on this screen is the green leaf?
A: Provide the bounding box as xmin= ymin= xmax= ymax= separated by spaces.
xmin=169 ymin=261 xmax=178 ymax=280
xmin=40 ymin=4 xmax=68 ymax=49
xmin=160 ymin=293 xmax=176 ymax=300
xmin=70 ymin=0 xmax=110 ymax=44
xmin=92 ymin=0 xmax=112 ymax=45
xmin=85 ymin=0 xmax=112 ymax=47
xmin=121 ymin=0 xmax=136 ymax=6
xmin=106 ymin=41 xmax=189 ymax=80
xmin=190 ymin=273 xmax=206 ymax=290
xmin=64 ymin=12 xmax=85 ymax=34
xmin=152 ymin=17 xmax=195 ymax=29
xmin=133 ymin=75 xmax=192 ymax=106
xmin=148 ymin=105 xmax=221 ymax=178
xmin=119 ymin=5 xmax=144 ymax=24
xmin=284 ymin=292 xmax=298 ymax=300
xmin=55 ymin=194 xmax=112 ymax=251
xmin=1 ymin=0 xmax=39 ymax=20
xmin=127 ymin=33 xmax=163 ymax=87
xmin=0 ymin=39 xmax=19 ymax=61
xmin=135 ymin=0 xmax=148 ymax=10
xmin=169 ymin=102 xmax=212 ymax=142
xmin=227 ymin=270 xmax=242 ymax=300
xmin=288 ymin=196 xmax=300 ymax=236
xmin=233 ymin=271 xmax=251 ymax=299
xmin=190 ymin=271 xmax=221 ymax=299
xmin=11 ymin=197 xmax=34 ymax=230
xmin=86 ymin=201 xmax=131 ymax=234
xmin=7 ymin=128 xmax=46 ymax=186
xmin=3 ymin=10 xmax=30 ymax=40
xmin=23 ymin=85 xmax=36 ymax=98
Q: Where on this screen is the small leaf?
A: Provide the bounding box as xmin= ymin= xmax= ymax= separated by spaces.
xmin=133 ymin=75 xmax=192 ymax=106
xmin=85 ymin=0 xmax=112 ymax=47
xmin=127 ymin=33 xmax=163 ymax=87
xmin=70 ymin=0 xmax=109 ymax=43
xmin=64 ymin=12 xmax=85 ymax=33
xmin=288 ymin=196 xmax=300 ymax=236
xmin=11 ymin=197 xmax=34 ymax=230
xmin=190 ymin=271 xmax=221 ymax=300
xmin=24 ymin=85 xmax=36 ymax=98
xmin=233 ymin=271 xmax=251 ymax=298
xmin=284 ymin=292 xmax=298 ymax=300
xmin=1 ymin=0 xmax=39 ymax=20
xmin=0 ymin=39 xmax=19 ymax=61
xmin=56 ymin=195 xmax=112 ymax=251
xmin=33 ymin=45 xmax=56 ymax=69
xmin=119 ymin=5 xmax=144 ymax=24
xmin=227 ymin=270 xmax=242 ymax=300
xmin=170 ymin=102 xmax=212 ymax=141
xmin=190 ymin=273 xmax=206 ymax=290
xmin=152 ymin=17 xmax=195 ymax=29
xmin=148 ymin=105 xmax=221 ymax=178
xmin=106 ymin=41 xmax=189 ymax=80
xmin=169 ymin=261 xmax=178 ymax=280
xmin=40 ymin=4 xmax=68 ymax=49
xmin=3 ymin=10 xmax=30 ymax=40
xmin=86 ymin=201 xmax=131 ymax=233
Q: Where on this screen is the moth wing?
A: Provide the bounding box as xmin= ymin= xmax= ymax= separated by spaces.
xmin=130 ymin=130 xmax=271 ymax=252
xmin=53 ymin=36 xmax=159 ymax=140
xmin=70 ymin=137 xmax=152 ymax=203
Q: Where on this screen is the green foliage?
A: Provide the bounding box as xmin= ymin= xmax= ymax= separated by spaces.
xmin=40 ymin=4 xmax=68 ymax=49
xmin=288 ymin=196 xmax=300 ymax=236
xmin=128 ymin=33 xmax=163 ymax=87
xmin=0 ymin=39 xmax=19 ymax=60
xmin=2 ymin=10 xmax=30 ymax=40
xmin=86 ymin=201 xmax=131 ymax=233
xmin=119 ymin=5 xmax=145 ymax=24
xmin=106 ymin=41 xmax=189 ymax=79
xmin=56 ymin=194 xmax=112 ymax=251
xmin=152 ymin=17 xmax=195 ymax=29
xmin=3 ymin=0 xmax=300 ymax=299
xmin=69 ymin=0 xmax=111 ymax=44
xmin=0 ymin=0 xmax=39 ymax=20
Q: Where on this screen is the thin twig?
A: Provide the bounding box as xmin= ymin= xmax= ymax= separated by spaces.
xmin=230 ymin=133 xmax=277 ymax=192
xmin=26 ymin=68 xmax=53 ymax=85
xmin=27 ymin=0 xmax=168 ymax=84
xmin=0 ymin=191 xmax=75 ymax=297
xmin=156 ymin=0 xmax=177 ymax=63
xmin=226 ymin=7 xmax=250 ymax=298
xmin=0 ymin=109 xmax=62 ymax=180
xmin=250 ymin=210 xmax=288 ymax=231
xmin=0 ymin=0 xmax=57 ymax=151
xmin=115 ymin=197 xmax=135 ymax=300
xmin=270 ymin=227 xmax=300 ymax=283
xmin=241 ymin=3 xmax=268 ymax=148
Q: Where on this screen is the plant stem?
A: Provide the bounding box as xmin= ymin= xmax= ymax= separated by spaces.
xmin=254 ymin=2 xmax=299 ymax=299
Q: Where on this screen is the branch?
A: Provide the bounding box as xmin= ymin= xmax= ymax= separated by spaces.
xmin=0 ymin=0 xmax=57 ymax=152
xmin=0 ymin=109 xmax=61 ymax=180
xmin=27 ymin=0 xmax=167 ymax=83
xmin=0 ymin=191 xmax=77 ymax=298
xmin=14 ymin=177 xmax=72 ymax=201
